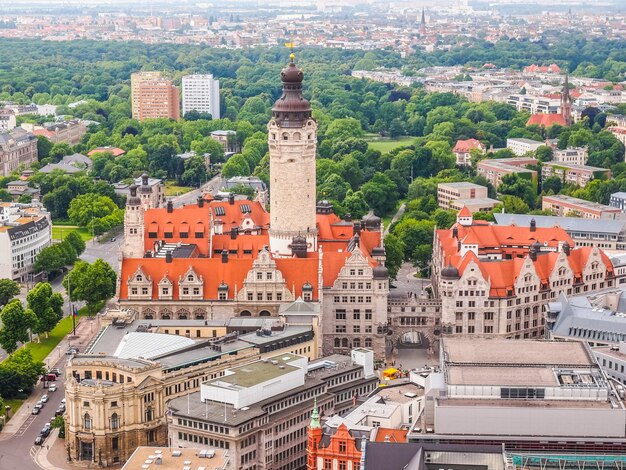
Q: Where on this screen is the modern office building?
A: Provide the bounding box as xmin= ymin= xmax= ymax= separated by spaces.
xmin=476 ymin=157 xmax=537 ymax=189
xmin=408 ymin=338 xmax=626 ymax=453
xmin=542 ymin=195 xmax=623 ymax=220
xmin=167 ymin=350 xmax=378 ymax=470
xmin=0 ymin=202 xmax=51 ymax=281
xmin=541 ymin=162 xmax=610 ymax=188
xmin=593 ymin=342 xmax=626 ymax=386
xmin=182 ymin=74 xmax=220 ymax=119
xmin=506 ymin=138 xmax=545 ymax=156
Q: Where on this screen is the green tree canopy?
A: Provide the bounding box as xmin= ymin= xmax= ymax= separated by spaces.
xmin=0 ymin=300 xmax=35 ymax=355
xmin=0 ymin=279 xmax=20 ymax=307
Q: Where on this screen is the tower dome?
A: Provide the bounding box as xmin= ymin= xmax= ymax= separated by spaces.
xmin=441 ymin=265 xmax=460 ymax=279
xmin=362 ymin=209 xmax=381 ymax=229
xmin=271 ymin=58 xmax=312 ymax=128
xmin=290 ymin=235 xmax=308 ymax=258
xmin=139 ymin=172 xmax=152 ymax=193
xmin=373 ymin=265 xmax=389 ymax=279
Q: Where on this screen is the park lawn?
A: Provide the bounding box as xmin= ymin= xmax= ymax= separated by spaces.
xmin=165 ymin=180 xmax=194 ymax=197
xmin=24 ymin=308 xmax=89 ymax=363
xmin=366 ymin=136 xmax=416 ymax=154
xmin=51 ymin=225 xmax=92 ymax=242
xmin=2 ymin=398 xmax=24 ymax=419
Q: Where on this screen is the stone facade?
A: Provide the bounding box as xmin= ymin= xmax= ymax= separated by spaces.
xmin=0 ymin=127 xmax=38 ymax=177
xmin=268 ymin=120 xmax=318 ymax=257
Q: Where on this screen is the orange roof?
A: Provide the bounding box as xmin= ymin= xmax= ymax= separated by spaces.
xmin=87 ymin=146 xmax=125 ymax=157
xmin=374 ymin=428 xmax=408 ymax=443
xmin=453 ymin=138 xmax=483 ymax=153
xmin=33 ymin=128 xmax=54 ymax=139
xmin=526 ymin=113 xmax=567 ymax=128
xmin=211 ymin=199 xmax=269 ymax=232
xmin=144 ymin=204 xmax=211 ymax=255
xmin=212 ymin=234 xmax=270 ymax=258
xmin=457 ymin=206 xmax=472 ymax=218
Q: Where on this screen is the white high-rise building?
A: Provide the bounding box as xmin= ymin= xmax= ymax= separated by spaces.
xmin=181 ymin=74 xmax=220 ymax=119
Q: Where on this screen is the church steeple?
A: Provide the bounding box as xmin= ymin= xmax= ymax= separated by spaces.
xmin=561 ymin=72 xmax=572 ymax=126
xmin=306 ymin=399 xmax=323 ymax=470
xmin=420 ymin=8 xmax=426 ymax=35
xmin=271 ymin=54 xmax=312 ymax=128
xmin=310 ymin=399 xmax=321 ymax=429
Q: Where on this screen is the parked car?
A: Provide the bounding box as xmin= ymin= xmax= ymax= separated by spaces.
xmin=49 ymin=383 xmax=57 ymax=392
xmin=61 ymin=398 xmax=66 ymax=405
xmin=55 ymin=407 xmax=64 ymax=417
xmin=41 ymin=394 xmax=49 ymax=403
xmin=35 ymin=400 xmax=43 ymax=408
xmin=31 ymin=407 xmax=40 ymax=415
xmin=111 ymin=237 xmax=117 ymax=242
xmin=40 ymin=427 xmax=50 ymax=438
xmin=66 ymin=347 xmax=78 ymax=355
xmin=34 ymin=436 xmax=44 ymax=445
xmin=49 ymin=368 xmax=62 ymax=377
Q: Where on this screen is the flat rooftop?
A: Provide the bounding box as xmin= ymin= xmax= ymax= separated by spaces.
xmin=447 ymin=366 xmax=559 ymax=387
xmin=122 ymin=447 xmax=229 ymax=470
xmin=437 ymin=398 xmax=615 ymax=409
xmin=438 ymin=182 xmax=486 ymax=189
xmin=443 ymin=338 xmax=594 ymax=367
xmin=206 ymin=353 xmax=301 ymax=390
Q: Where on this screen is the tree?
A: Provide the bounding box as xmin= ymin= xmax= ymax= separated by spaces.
xmin=383 ymin=234 xmax=404 ymax=281
xmin=0 ymin=349 xmax=45 ymax=397
xmin=33 ymin=240 xmax=77 ymax=275
xmin=52 ymin=415 xmax=65 ymax=438
xmin=64 ymin=259 xmax=116 ymax=316
xmin=392 ymin=218 xmax=435 ymax=260
xmin=413 ymin=244 xmax=433 ymax=276
xmin=0 ymin=300 xmax=35 ymax=355
xmin=498 ymin=173 xmax=536 ymax=208
xmin=191 ymin=137 xmax=225 ymax=163
xmin=67 ymin=193 xmax=118 ymax=228
xmin=0 ymin=279 xmax=20 ymax=307
xmin=343 ymin=190 xmax=369 ymax=219
xmin=27 ymin=282 xmax=63 ymax=339
xmin=542 ymin=176 xmax=562 ymax=195
xmin=65 ymin=231 xmax=86 ymax=256
xmin=361 ymin=172 xmax=399 ymax=215
xmin=48 ymin=143 xmax=72 ymax=162
xmin=325 ymin=118 xmax=364 ymax=142
xmin=535 ymin=146 xmax=553 ymax=162
xmin=221 ymin=154 xmax=250 ymax=179
xmin=36 ymin=135 xmax=53 ymax=160
xmin=180 ymin=155 xmax=209 ymax=187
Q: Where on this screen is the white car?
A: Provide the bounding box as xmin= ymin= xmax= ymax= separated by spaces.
xmin=61 ymin=398 xmax=66 ymax=405
xmin=41 ymin=394 xmax=49 ymax=403
xmin=49 ymin=384 xmax=57 ymax=392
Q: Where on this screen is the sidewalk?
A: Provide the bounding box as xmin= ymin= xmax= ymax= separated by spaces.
xmin=36 ymin=431 xmax=122 ymax=470
xmin=0 ymin=317 xmax=100 ymax=439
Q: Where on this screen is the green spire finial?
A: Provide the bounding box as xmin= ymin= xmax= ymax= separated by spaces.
xmin=310 ymin=398 xmax=320 ymax=429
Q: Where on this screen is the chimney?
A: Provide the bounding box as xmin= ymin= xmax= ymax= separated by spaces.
xmin=165 ymin=251 xmax=172 ymax=263
xmin=141 ymin=173 xmax=149 ymax=186
xmin=563 ymin=242 xmax=571 ymax=256
xmin=167 ymin=200 xmax=173 ymax=213
xmin=343 ymin=213 xmax=352 ymax=222
xmin=230 ymin=227 xmax=238 ymax=240
xmin=354 ymin=223 xmax=361 ymax=236
xmin=197 ymin=196 xmax=204 ymax=208
xmin=228 ymin=193 xmax=235 ymax=205
xmin=452 ymin=226 xmax=458 ymax=238
xmin=221 ymin=249 xmax=228 ymax=263
xmin=529 ymin=246 xmax=538 ymax=262
xmin=530 ymin=218 xmax=536 ymax=232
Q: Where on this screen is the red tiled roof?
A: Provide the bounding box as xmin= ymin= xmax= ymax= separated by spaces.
xmin=526 ymin=113 xmax=567 ymax=128
xmin=144 ymin=204 xmax=211 ymax=255
xmin=87 ymin=146 xmax=125 ymax=157
xmin=374 ymin=428 xmax=408 ymax=443
xmin=453 ymin=138 xmax=483 ymax=153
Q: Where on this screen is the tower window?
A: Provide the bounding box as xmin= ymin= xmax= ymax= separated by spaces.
xmin=282 ymin=133 xmax=288 ymax=140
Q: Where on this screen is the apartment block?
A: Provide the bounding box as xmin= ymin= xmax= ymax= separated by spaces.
xmin=541 ymin=162 xmax=611 ymax=188
xmin=507 ymin=94 xmax=561 ymax=114
xmin=137 ymin=78 xmax=180 ymax=121
xmin=436 ymin=181 xmax=498 ymax=213
xmin=553 ymin=147 xmax=588 ymax=165
xmin=506 ymin=138 xmax=544 ymax=156
xmin=476 ymin=157 xmax=537 ymax=189
xmin=130 ymin=71 xmax=163 ymax=119
xmin=0 ymin=109 xmax=16 ymax=131
xmin=542 ymin=195 xmax=623 ymax=220
xmin=182 ymin=74 xmax=220 ymax=119
xmin=610 ymin=192 xmax=626 ymax=212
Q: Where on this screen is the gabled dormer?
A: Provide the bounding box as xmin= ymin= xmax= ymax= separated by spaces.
xmin=127 ymin=266 xmax=152 ymax=300
xmin=158 ymin=275 xmax=173 ymax=300
xmin=178 ymin=266 xmax=203 ymax=300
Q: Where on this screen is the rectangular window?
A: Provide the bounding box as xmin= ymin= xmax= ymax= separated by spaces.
xmin=335 ymin=310 xmax=346 ymax=320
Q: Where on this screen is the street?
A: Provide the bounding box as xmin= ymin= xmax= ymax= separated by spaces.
xmin=172 ymin=175 xmax=223 ymax=208
xmin=0 ymin=352 xmax=68 ymax=470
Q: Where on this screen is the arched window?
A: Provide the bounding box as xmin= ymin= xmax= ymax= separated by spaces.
xmin=161 ymin=314 xmax=171 ymax=320
xmin=145 ymin=407 xmax=153 ymax=422
xmin=240 ymin=310 xmax=252 ymax=317
xmin=282 ymin=132 xmax=289 ymax=140
xmin=144 ymin=314 xmax=154 ymax=320
xmin=334 ymin=338 xmax=341 ymax=348
xmin=187 ymin=274 xmax=194 ymax=281
xmin=293 ymin=132 xmax=301 ymax=140
xmin=195 ymin=313 xmax=204 ymax=320
xmin=136 ymin=274 xmax=143 ymax=282
xmin=178 ymin=314 xmax=187 ymax=320
xmin=84 ymin=413 xmax=92 ymax=430
xmin=111 ymin=413 xmax=119 ymax=430
xmin=259 ymin=310 xmax=271 ymax=317
xmin=341 ymin=338 xmax=348 ymax=348
xmin=365 ymin=338 xmax=372 ymax=348
xmin=353 ymin=338 xmax=361 ymax=348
